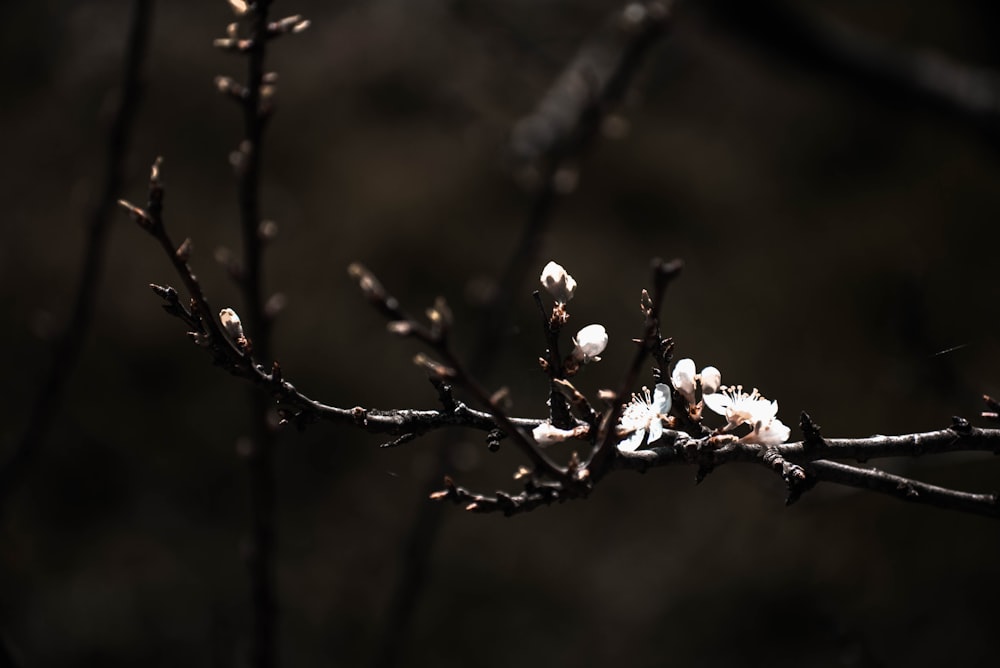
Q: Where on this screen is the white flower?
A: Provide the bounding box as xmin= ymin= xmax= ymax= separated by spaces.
xmin=219 ymin=308 xmax=244 ymax=340
xmin=700 ymin=366 xmax=721 ymax=395
xmin=572 ymin=324 xmax=608 ymax=363
xmin=540 ymin=261 xmax=577 ymax=303
xmin=617 ymin=383 xmax=671 ymax=452
xmin=670 ymin=358 xmax=697 ymax=404
xmin=703 ymin=385 xmax=790 ymax=445
xmin=532 ymin=422 xmax=587 ymax=447
xmin=670 ymin=358 xmax=722 ymax=404
xmin=702 ymin=385 xmax=770 ymax=431
xmin=748 ymin=417 xmax=791 ymax=446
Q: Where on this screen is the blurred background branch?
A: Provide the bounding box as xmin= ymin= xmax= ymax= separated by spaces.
xmin=0 ymin=0 xmax=153 ymax=515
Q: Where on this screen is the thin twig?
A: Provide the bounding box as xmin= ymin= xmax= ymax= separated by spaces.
xmin=128 ymin=197 xmax=1000 ymax=520
xmin=214 ymin=2 xmax=307 ymax=665
xmin=586 ymin=257 xmax=682 ymax=481
xmin=371 ymin=7 xmax=674 ymax=660
xmin=0 ymin=0 xmax=153 ymax=515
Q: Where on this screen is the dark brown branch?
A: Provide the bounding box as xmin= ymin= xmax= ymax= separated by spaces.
xmin=125 ymin=183 xmax=548 ymax=444
xmin=373 ymin=7 xmax=673 ymax=657
xmin=0 ymin=0 xmax=153 ymax=514
xmin=613 ymin=427 xmax=1000 ymax=519
xmin=227 ymin=3 xmax=280 ymax=667
xmin=347 ymin=264 xmax=571 ymax=484
xmin=701 ymin=0 xmax=1000 ymax=145
xmin=586 ymin=257 xmax=682 ymax=480
xmin=129 ymin=196 xmax=1000 ymax=521
xmin=805 ymin=460 xmax=1000 ymax=518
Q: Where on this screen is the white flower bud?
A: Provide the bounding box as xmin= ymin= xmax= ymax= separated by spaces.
xmin=700 ymin=366 xmax=721 ymax=395
xmin=670 ymin=358 xmax=697 ymax=405
xmin=572 ymin=324 xmax=608 ymax=363
xmin=220 ymin=308 xmax=244 ymax=340
xmin=532 ymin=422 xmax=586 ymax=447
xmin=540 ymin=261 xmax=577 ymax=303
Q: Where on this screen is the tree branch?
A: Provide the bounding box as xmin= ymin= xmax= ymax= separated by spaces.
xmin=0 ymin=0 xmax=153 ymax=515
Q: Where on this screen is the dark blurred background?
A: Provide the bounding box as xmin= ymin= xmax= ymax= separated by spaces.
xmin=3 ymin=0 xmax=1000 ymax=666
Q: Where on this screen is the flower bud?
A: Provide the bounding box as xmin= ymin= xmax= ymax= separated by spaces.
xmin=572 ymin=324 xmax=608 ymax=363
xmin=532 ymin=422 xmax=586 ymax=447
xmin=540 ymin=261 xmax=577 ymax=303
xmin=700 ymin=366 xmax=722 ymax=395
xmin=219 ymin=308 xmax=244 ymax=340
xmin=670 ymin=358 xmax=697 ymax=404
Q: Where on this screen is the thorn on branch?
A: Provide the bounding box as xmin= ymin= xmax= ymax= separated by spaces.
xmin=950 ymin=415 xmax=972 ymax=435
xmin=429 ymin=377 xmax=457 ymax=412
xmin=799 ymin=411 xmax=826 ymax=447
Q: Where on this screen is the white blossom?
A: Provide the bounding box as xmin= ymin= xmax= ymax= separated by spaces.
xmin=219 ymin=308 xmax=244 ymax=340
xmin=748 ymin=416 xmax=791 ymax=446
xmin=572 ymin=324 xmax=608 ymax=363
xmin=700 ymin=366 xmax=721 ymax=395
xmin=670 ymin=358 xmax=722 ymax=404
xmin=617 ymin=384 xmax=671 ymax=452
xmin=670 ymin=358 xmax=697 ymax=404
xmin=540 ymin=261 xmax=577 ymax=303
xmin=532 ymin=422 xmax=587 ymax=447
xmin=703 ymin=385 xmax=790 ymax=445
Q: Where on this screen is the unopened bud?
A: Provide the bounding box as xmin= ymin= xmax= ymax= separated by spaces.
xmin=540 ymin=261 xmax=577 ymax=303
xmin=671 ymin=358 xmax=697 ymax=404
xmin=700 ymin=366 xmax=722 ymax=395
xmin=572 ymin=324 xmax=608 ymax=363
xmin=220 ymin=308 xmax=244 ymax=340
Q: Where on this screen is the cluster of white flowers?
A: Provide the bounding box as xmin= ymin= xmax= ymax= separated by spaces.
xmin=532 ymin=261 xmax=790 ymax=452
xmin=531 ymin=261 xmax=610 ymax=447
xmin=616 ymin=357 xmax=790 ymax=452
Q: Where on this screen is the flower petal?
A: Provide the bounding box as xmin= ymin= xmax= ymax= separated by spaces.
xmin=748 ymin=418 xmax=791 ymax=445
xmin=702 ymin=390 xmax=731 ymax=416
xmin=616 ymin=428 xmax=646 ymax=452
xmin=647 ymin=418 xmax=663 ymax=445
xmin=670 ymin=358 xmax=696 ymax=399
xmin=652 ymin=383 xmax=672 ymax=414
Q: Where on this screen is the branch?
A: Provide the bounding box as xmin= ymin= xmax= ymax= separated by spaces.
xmin=0 ymin=0 xmax=153 ymax=514
xmin=701 ymin=0 xmax=1000 ymax=145
xmin=127 ymin=183 xmax=1000 ymax=520
xmin=613 ymin=427 xmax=1000 ymax=519
xmin=121 ymin=172 xmax=545 ymax=442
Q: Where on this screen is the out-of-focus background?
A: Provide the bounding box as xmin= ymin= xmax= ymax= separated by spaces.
xmin=3 ymin=0 xmax=1000 ymax=666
